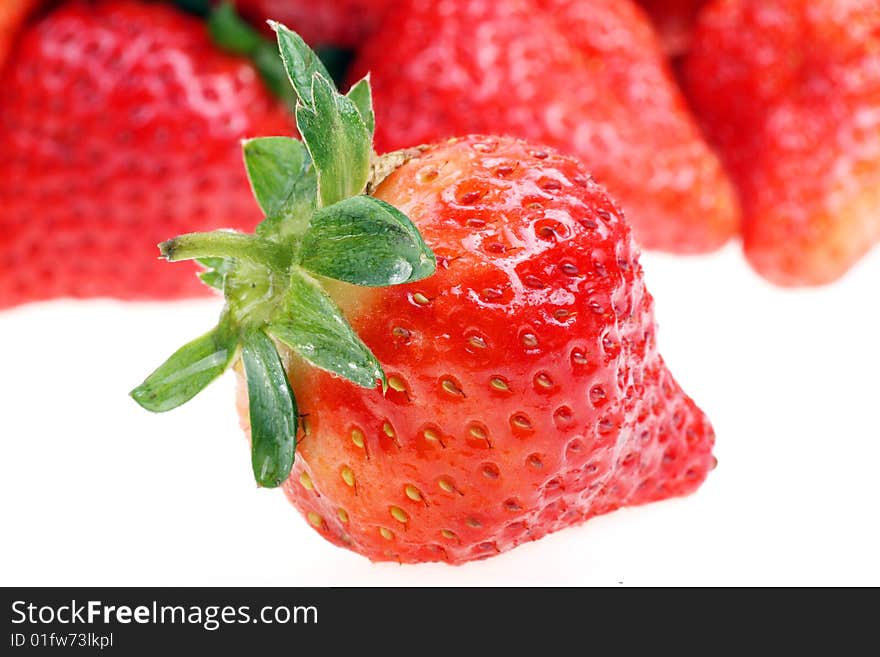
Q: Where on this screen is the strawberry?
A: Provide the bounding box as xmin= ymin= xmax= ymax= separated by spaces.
xmin=133 ymin=25 xmax=715 ymax=564
xmin=352 ymin=0 xmax=739 ymax=255
xmin=684 ymin=0 xmax=880 ymax=286
xmin=0 ymin=0 xmax=294 ymax=308
xmin=232 ymin=0 xmax=396 ymax=47
xmin=638 ymin=0 xmax=708 ymax=57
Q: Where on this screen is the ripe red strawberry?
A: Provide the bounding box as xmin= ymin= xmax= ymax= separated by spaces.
xmin=352 ymin=0 xmax=739 ymax=255
xmin=0 ymin=0 xmax=294 ymax=308
xmin=133 ymin=25 xmax=715 ymax=564
xmin=232 ymin=0 xmax=396 ymax=47
xmin=684 ymin=0 xmax=880 ymax=286
xmin=638 ymin=0 xmax=708 ymax=57
xmin=273 ymin=136 xmax=716 ymax=563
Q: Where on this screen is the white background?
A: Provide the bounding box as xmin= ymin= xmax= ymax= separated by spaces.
xmin=2 ymin=244 xmax=878 ymax=586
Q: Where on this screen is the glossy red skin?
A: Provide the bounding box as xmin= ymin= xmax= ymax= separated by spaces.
xmin=236 ymin=136 xmax=715 ymax=564
xmin=232 ymin=0 xmax=396 ymax=47
xmin=0 ymin=0 xmax=294 ymax=308
xmin=638 ymin=0 xmax=708 ymax=57
xmin=685 ymin=0 xmax=880 ymax=286
xmin=353 ymin=0 xmax=739 ymax=255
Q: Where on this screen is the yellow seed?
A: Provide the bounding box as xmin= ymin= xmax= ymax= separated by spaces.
xmin=388 ymin=376 xmax=407 ymax=392
xmin=441 ymin=378 xmax=463 ymax=396
xmin=299 ymin=471 xmax=314 ymax=491
xmin=441 ymin=529 xmax=457 ymax=540
xmin=536 ymin=373 xmax=553 ymax=388
xmin=469 ymin=425 xmax=487 ymax=439
xmin=512 ymin=414 xmax=533 ymax=430
xmin=466 ymin=517 xmax=482 ymax=528
xmin=383 ymin=422 xmax=395 ymax=438
xmin=438 ymin=478 xmax=455 ymax=493
xmin=337 ymin=508 xmax=349 ymax=524
xmin=490 ymin=377 xmax=509 ymax=391
xmin=307 ymin=512 xmax=323 ymax=528
xmin=468 ymin=335 xmax=487 ymax=349
xmin=379 ymin=527 xmax=394 ymax=540
xmin=341 ymin=466 xmax=355 ymax=487
xmin=351 ymin=428 xmax=365 ymax=449
xmin=412 ymin=292 xmax=430 ymax=305
xmin=390 ymin=506 xmax=409 ymax=524
xmin=424 ymin=428 xmax=441 ymax=443
xmin=301 ymin=416 xmax=311 ymax=436
xmin=404 ymin=485 xmax=423 ymax=502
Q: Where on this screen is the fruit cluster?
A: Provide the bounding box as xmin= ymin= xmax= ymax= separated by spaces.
xmin=1 ymin=0 xmax=877 ymax=564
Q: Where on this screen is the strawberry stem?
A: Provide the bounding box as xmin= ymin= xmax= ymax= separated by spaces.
xmin=160 ymin=232 xmax=291 ymax=272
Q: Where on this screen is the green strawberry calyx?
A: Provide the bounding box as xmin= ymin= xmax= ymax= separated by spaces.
xmin=130 ymin=23 xmax=436 ymax=488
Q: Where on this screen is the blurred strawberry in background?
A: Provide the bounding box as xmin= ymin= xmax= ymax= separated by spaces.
xmin=232 ymin=0 xmax=395 ymax=47
xmin=352 ymin=0 xmax=739 ymax=254
xmin=0 ymin=0 xmax=294 ymax=308
xmin=1 ymin=0 xmax=876 ymax=303
xmin=638 ymin=0 xmax=708 ymax=57
xmin=684 ymin=0 xmax=880 ymax=286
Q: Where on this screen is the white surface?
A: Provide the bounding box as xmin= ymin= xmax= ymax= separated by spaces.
xmin=1 ymin=244 xmax=878 ymax=586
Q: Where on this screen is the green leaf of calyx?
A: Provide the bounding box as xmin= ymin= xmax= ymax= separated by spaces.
xmin=271 ymin=21 xmax=334 ymax=108
xmin=250 ymin=42 xmax=298 ymax=106
xmin=268 ymin=268 xmax=384 ymax=389
xmin=243 ymin=137 xmax=316 ymax=242
xmin=197 ymin=257 xmax=233 ymax=291
xmin=347 ymin=75 xmax=375 ymax=136
xmin=299 ymin=195 xmax=436 ymax=286
xmin=198 ymin=270 xmax=225 ymax=291
xmin=295 ymin=73 xmax=371 ymax=207
xmin=131 ymin=313 xmax=238 ymax=412
xmin=241 ymin=330 xmax=297 ymax=488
